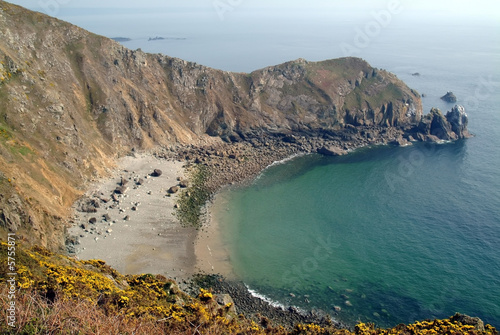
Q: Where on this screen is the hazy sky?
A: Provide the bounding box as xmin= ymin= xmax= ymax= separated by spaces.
xmin=6 ymin=0 xmax=500 ymax=21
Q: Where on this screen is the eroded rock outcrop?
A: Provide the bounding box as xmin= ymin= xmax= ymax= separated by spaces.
xmin=414 ymin=105 xmax=471 ymax=141
xmin=441 ymin=91 xmax=457 ymax=103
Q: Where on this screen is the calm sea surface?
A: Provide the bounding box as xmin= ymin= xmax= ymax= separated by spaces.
xmin=30 ymin=6 xmax=500 ymax=327
xmin=208 ymin=22 xmax=500 ymax=327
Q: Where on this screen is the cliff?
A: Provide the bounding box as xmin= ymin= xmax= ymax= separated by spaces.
xmin=0 ymin=2 xmax=465 ymax=249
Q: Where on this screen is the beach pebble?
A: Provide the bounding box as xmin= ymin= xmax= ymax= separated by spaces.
xmin=168 ymin=186 xmax=179 ymax=194
xmin=106 ymin=229 xmax=112 ymax=233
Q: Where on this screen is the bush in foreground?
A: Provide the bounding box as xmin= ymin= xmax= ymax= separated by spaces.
xmin=0 ymin=243 xmax=498 ymax=335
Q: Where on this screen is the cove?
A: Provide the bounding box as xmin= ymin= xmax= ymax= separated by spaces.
xmin=212 ymin=141 xmax=500 ymax=328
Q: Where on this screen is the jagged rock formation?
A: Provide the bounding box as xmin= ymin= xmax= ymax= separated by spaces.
xmin=441 ymin=91 xmax=457 ymax=103
xmin=0 ymin=3 xmax=469 ymax=249
xmin=414 ymin=105 xmax=471 ymax=141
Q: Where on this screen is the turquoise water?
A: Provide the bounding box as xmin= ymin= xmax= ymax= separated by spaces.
xmin=212 ymin=21 xmax=500 ymax=327
xmin=218 ymin=140 xmax=500 ymax=327
xmin=196 ymin=18 xmax=500 ymax=329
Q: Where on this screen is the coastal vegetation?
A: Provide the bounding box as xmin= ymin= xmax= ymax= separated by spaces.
xmin=1 ymin=242 xmax=498 ymax=334
xmin=175 ymin=164 xmax=211 ymax=227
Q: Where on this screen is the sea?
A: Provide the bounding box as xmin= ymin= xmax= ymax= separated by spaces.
xmin=22 ymin=4 xmax=500 ymax=328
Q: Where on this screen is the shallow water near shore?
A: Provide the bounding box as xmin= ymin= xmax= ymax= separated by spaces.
xmin=214 ymin=140 xmax=500 ymax=327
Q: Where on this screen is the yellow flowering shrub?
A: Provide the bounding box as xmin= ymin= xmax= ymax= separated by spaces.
xmin=198 ymin=287 xmax=213 ymax=301
xmin=1 ymin=243 xmax=498 ymax=335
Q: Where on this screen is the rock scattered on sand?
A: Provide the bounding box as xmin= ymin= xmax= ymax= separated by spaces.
xmin=115 ymin=186 xmax=128 ymax=194
xmin=152 ymin=169 xmax=163 ymax=177
xmin=168 ymin=186 xmax=180 ymax=194
xmin=89 ymin=217 xmax=97 ymax=224
xmin=120 ymin=177 xmax=128 ymax=186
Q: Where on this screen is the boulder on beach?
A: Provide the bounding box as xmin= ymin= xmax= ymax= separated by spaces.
xmin=168 ymin=186 xmax=180 ymax=194
xmin=114 ymin=186 xmax=128 ymax=194
xmin=151 ymin=169 xmax=163 ymax=177
xmin=79 ymin=198 xmax=100 ymax=213
xmin=179 ymin=180 xmax=189 ymax=188
xmin=317 ymin=145 xmax=347 ymax=156
xmin=391 ymin=137 xmax=411 ymax=146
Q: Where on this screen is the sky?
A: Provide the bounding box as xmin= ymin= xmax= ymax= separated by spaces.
xmin=5 ymin=0 xmax=499 ymax=72
xmin=5 ymin=0 xmax=500 ymax=21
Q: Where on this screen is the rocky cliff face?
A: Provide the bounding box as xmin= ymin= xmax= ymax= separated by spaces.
xmin=0 ymin=3 xmax=468 ymax=249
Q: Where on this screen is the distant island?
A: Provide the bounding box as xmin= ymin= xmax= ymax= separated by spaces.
xmin=111 ymin=37 xmax=132 ymax=42
xmin=148 ymin=36 xmax=187 ymax=41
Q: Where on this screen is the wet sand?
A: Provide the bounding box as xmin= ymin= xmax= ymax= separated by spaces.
xmin=194 ymin=189 xmax=236 ymax=279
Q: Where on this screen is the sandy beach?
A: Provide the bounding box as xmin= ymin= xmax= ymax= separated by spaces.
xmin=67 ymin=138 xmax=322 ymax=281
xmin=68 ymin=153 xmax=198 ymax=280
xmin=194 ymin=189 xmax=236 ymax=279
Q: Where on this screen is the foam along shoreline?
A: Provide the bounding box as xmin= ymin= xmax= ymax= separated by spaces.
xmin=68 ymin=153 xmax=197 ymax=280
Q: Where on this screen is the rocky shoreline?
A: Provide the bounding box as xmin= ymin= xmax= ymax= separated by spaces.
xmin=184 ymin=274 xmax=351 ymax=330
xmin=149 ymin=111 xmax=471 ymax=328
xmin=65 ymin=105 xmax=472 ymax=329
xmin=149 ymin=126 xmax=418 ymax=329
xmin=157 ymin=125 xmax=412 ymax=193
xmin=158 ymin=102 xmax=471 ymax=193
